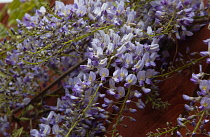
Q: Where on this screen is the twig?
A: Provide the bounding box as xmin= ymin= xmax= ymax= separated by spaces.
xmin=194 ymin=16 xmax=210 ymax=24
xmin=12 ymin=59 xmax=87 ymax=115
xmin=44 ymin=86 xmax=64 ymax=97
xmin=152 ymin=56 xmax=207 ymax=78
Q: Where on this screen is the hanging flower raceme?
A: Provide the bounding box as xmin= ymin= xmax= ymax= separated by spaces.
xmin=0 ymin=0 xmax=209 ymax=136
xmin=200 ymin=38 xmax=210 ymax=64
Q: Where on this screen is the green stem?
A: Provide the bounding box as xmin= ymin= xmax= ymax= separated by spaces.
xmin=12 ymin=59 xmax=87 ymax=115
xmin=59 ymin=25 xmax=114 ymax=53
xmin=65 ymin=81 xmax=102 ymax=137
xmin=24 ymin=25 xmax=114 ymax=64
xmin=162 ymin=13 xmax=175 ymax=34
xmin=192 ymin=110 xmax=205 ymax=134
xmin=27 ymin=43 xmax=52 ymax=55
xmin=149 ymin=121 xmax=189 ymax=137
xmin=152 ymin=56 xmax=207 ymax=78
xmin=149 ymin=110 xmax=205 ymax=136
xmin=112 ymin=87 xmax=131 ymax=137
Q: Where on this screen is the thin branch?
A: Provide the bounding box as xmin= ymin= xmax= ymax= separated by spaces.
xmin=12 ymin=59 xmax=87 ymax=115
xmin=44 ymin=86 xmax=64 ymax=97
xmin=152 ymin=56 xmax=207 ymax=78
xmin=194 ymin=16 xmax=210 ymax=24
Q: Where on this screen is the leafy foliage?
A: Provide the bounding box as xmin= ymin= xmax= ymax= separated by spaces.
xmin=0 ymin=23 xmax=7 ymax=39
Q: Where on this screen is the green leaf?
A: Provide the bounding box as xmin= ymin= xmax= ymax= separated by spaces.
xmin=0 ymin=94 xmax=6 ymax=105
xmin=26 ymin=104 xmax=34 ymax=111
xmin=12 ymin=127 xmax=23 ymax=137
xmin=0 ymin=5 xmax=8 ymax=22
xmin=0 ymin=70 xmax=7 ymax=78
xmin=0 ymin=23 xmax=8 ymax=39
xmin=6 ymin=0 xmax=49 ymax=26
xmin=7 ymin=0 xmax=36 ymax=26
xmin=19 ymin=117 xmax=30 ymax=121
xmin=7 ymin=0 xmax=21 ymax=15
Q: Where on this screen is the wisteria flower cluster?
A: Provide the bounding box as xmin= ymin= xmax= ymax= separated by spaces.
xmin=0 ymin=0 xmax=209 ymax=136
xmin=177 ymin=64 xmax=210 ymax=136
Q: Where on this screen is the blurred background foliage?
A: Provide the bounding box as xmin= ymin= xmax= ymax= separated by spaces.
xmin=0 ymin=23 xmax=7 ymax=39
xmin=0 ymin=0 xmax=49 ymax=39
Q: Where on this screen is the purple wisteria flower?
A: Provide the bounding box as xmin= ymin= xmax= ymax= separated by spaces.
xmin=115 ymin=86 xmax=125 ymax=99
xmin=200 ymin=38 xmax=210 ymax=64
xmin=5 ymin=52 xmax=19 ymax=65
xmin=136 ymin=99 xmax=145 ymax=109
xmin=190 ymin=73 xmax=202 ymax=84
xmin=184 ymin=104 xmax=194 ymax=111
xmin=102 ymin=98 xmax=113 ymax=108
xmin=0 ymin=0 xmax=208 ymax=136
xmin=133 ymin=59 xmax=144 ymax=71
xmin=99 ymin=68 xmax=109 ymax=81
xmin=142 ymin=87 xmax=151 ymax=94
xmin=134 ymin=90 xmax=142 ymax=98
xmin=113 ymin=67 xmax=128 ymax=82
xmin=137 ymin=71 xmax=146 ymax=86
xmin=106 ymin=79 xmax=116 ymax=95
xmin=30 ymin=124 xmax=51 ymax=137
xmin=177 ymin=131 xmax=182 ymax=137
xmin=37 ymin=6 xmax=46 ymax=15
xmin=88 ymin=71 xmax=96 ymax=83
xmin=199 ymin=80 xmax=210 ymax=96
xmin=124 ymin=74 xmax=137 ymax=87
xmin=177 ymin=117 xmax=186 ymax=127
xmin=40 ymin=111 xmax=61 ymax=125
xmin=200 ymin=97 xmax=210 ymax=110
xmin=182 ymin=94 xmax=194 ymax=101
xmin=0 ymin=116 xmax=9 ymax=136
